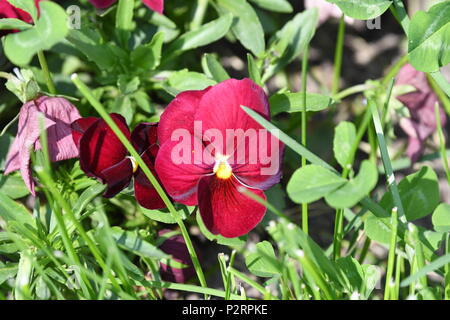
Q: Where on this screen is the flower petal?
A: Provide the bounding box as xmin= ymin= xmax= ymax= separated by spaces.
xmin=155 ymin=137 xmax=214 ymax=206
xmin=158 ymin=89 xmax=210 ymax=146
xmin=79 ymin=113 xmax=130 ymax=180
xmin=142 ymin=0 xmax=164 ymax=14
xmin=88 ymin=0 xmax=117 ymax=9
xmin=195 ymin=78 xmax=270 ymax=156
xmin=71 ymin=117 xmax=99 ymax=150
xmin=134 ymin=145 xmax=166 ymax=210
xmin=100 ymin=158 xmax=133 ymax=198
xmin=197 ymin=175 xmax=266 ymax=238
xmin=131 ymin=122 xmax=158 ymax=155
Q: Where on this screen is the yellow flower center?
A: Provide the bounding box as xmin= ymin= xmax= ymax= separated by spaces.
xmin=128 ymin=156 xmax=139 ymax=173
xmin=214 ymin=160 xmax=232 ymax=180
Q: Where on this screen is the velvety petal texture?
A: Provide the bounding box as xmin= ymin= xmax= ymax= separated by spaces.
xmin=72 ymin=116 xmax=166 ymax=209
xmin=4 ymin=96 xmax=81 ymax=195
xmin=158 ymin=229 xmax=198 ymax=283
xmin=156 ymin=78 xmax=283 ymax=238
xmin=396 ymin=64 xmax=447 ymax=163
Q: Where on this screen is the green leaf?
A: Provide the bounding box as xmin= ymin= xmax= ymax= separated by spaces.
xmin=73 ymin=183 xmax=106 ymax=216
xmin=3 ymin=1 xmax=68 ymax=66
xmin=203 ymin=53 xmax=230 ymax=82
xmin=249 ymin=0 xmax=293 ymax=13
xmin=141 ymin=205 xmax=193 ymax=224
xmin=408 ymin=1 xmax=450 ymax=72
xmin=245 ymin=241 xmax=281 ymax=277
xmin=168 ymin=13 xmax=233 ymax=54
xmin=432 ymin=203 xmax=450 ymax=233
xmin=333 ymin=121 xmax=356 ymax=169
xmin=130 ymin=31 xmax=164 ymax=72
xmin=269 ymin=92 xmax=333 ymax=116
xmin=336 ymin=256 xmax=364 ymax=293
xmin=166 ymin=69 xmax=216 ymax=93
xmin=325 ymin=160 xmax=378 ymax=208
xmin=0 ymin=175 xmax=29 ymax=199
xmin=364 ymin=214 xmax=392 ymax=244
xmin=401 ymin=251 xmax=450 ymax=287
xmin=0 ymin=264 xmax=18 ymax=286
xmin=287 ymin=165 xmax=347 ymax=204
xmin=0 ymin=192 xmax=35 ymax=227
xmin=196 ymin=212 xmax=247 ymax=247
xmin=109 ymin=227 xmax=169 ymax=259
xmin=264 ymin=9 xmax=318 ymax=80
xmin=247 ymin=53 xmax=262 ymax=86
xmin=0 ymin=134 xmax=13 ymax=171
xmin=67 ymin=29 xmax=117 ymax=71
xmin=327 ymin=0 xmax=392 ymax=19
xmin=217 ymin=0 xmax=265 ymax=56
xmin=380 ymin=166 xmax=440 ymax=221
xmin=0 ymin=18 xmax=32 ymax=31
xmin=361 ymin=264 xmax=380 ymax=298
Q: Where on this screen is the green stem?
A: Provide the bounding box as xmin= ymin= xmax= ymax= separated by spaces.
xmin=115 ymin=0 xmax=135 ymax=48
xmin=229 ymin=267 xmax=273 ymax=299
xmin=190 ymin=0 xmax=209 ymax=30
xmin=70 ymin=74 xmax=208 ymax=295
xmin=381 ymin=55 xmax=408 ymax=87
xmin=37 ymin=51 xmax=56 ymax=95
xmin=301 ymin=45 xmax=309 ymax=234
xmin=331 ymin=14 xmax=345 ymax=96
xmin=435 ymin=103 xmax=450 ymax=186
xmin=332 ymin=83 xmax=374 ymax=101
xmin=384 ymin=207 xmax=398 ymax=300
xmin=445 ymin=233 xmax=450 ymax=300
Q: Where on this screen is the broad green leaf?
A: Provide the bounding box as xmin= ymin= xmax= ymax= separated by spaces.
xmin=0 ymin=192 xmax=34 ymax=227
xmin=3 ymin=2 xmax=68 ymax=66
xmin=67 ymin=29 xmax=116 ymax=71
xmin=264 ymin=9 xmax=318 ymax=80
xmin=0 ymin=175 xmax=29 ymax=199
xmin=245 ymin=241 xmax=281 ymax=277
xmin=325 ymin=160 xmax=378 ymax=208
xmin=364 ymin=214 xmax=392 ymax=244
xmin=269 ymin=92 xmax=333 ymax=116
xmin=203 ymin=53 xmax=230 ymax=82
xmin=130 ymin=31 xmax=164 ymax=72
xmin=0 ymin=18 xmax=31 ymax=31
xmin=168 ymin=13 xmax=233 ymax=54
xmin=0 ymin=264 xmax=18 ymax=286
xmin=327 ymin=0 xmax=392 ymax=19
xmin=141 ymin=205 xmax=193 ymax=224
xmin=249 ymin=0 xmax=293 ymax=13
xmin=408 ymin=1 xmax=450 ymax=72
xmin=166 ymin=69 xmax=216 ymax=93
xmin=333 ymin=121 xmax=356 ymax=169
xmin=336 ymin=257 xmax=364 ymax=293
xmin=217 ymin=0 xmax=265 ymax=56
xmin=196 ymin=212 xmax=247 ymax=247
xmin=432 ymin=203 xmax=450 ymax=232
xmin=110 ymin=227 xmax=169 ymax=259
xmin=361 ymin=265 xmax=380 ymax=298
xmin=379 ymin=166 xmax=440 ymax=221
xmin=287 ymin=165 xmax=346 ymax=204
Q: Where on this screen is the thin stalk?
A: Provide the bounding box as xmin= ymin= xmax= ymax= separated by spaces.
xmin=435 ymin=103 xmax=450 ymax=186
xmin=358 ymin=237 xmax=371 ymax=264
xmin=228 ymin=267 xmax=273 ymax=299
xmin=428 ymin=73 xmax=450 ymax=116
xmin=384 ymin=207 xmax=398 ymax=300
xmin=369 ymin=99 xmax=406 ymax=221
xmin=301 ymin=45 xmax=309 ymax=234
xmin=297 ymin=251 xmax=335 ymax=300
xmin=393 ymin=253 xmax=403 ymax=300
xmin=225 ymin=250 xmax=237 ymax=300
xmin=70 ymin=74 xmax=208 ymax=294
xmin=190 ymin=0 xmax=208 ymax=30
xmin=332 ymin=83 xmax=375 ymax=101
xmin=37 ymin=51 xmax=56 ymax=94
xmin=332 ymin=14 xmax=345 ymax=96
xmin=115 ymin=0 xmax=135 ymax=48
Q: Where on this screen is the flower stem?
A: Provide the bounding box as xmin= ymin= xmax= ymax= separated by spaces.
xmin=37 ymin=51 xmax=56 ymax=95
xmin=190 ymin=0 xmax=209 ymax=30
xmin=384 ymin=207 xmax=398 ymax=300
xmin=331 ymin=14 xmax=345 ymax=96
xmin=70 ymin=74 xmax=208 ymax=296
xmin=301 ymin=45 xmax=309 ymax=234
xmin=434 ymin=103 xmax=450 ymax=186
xmin=115 ymin=0 xmax=135 ymax=48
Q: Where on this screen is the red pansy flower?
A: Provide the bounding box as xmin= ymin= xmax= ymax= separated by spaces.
xmin=71 ymin=114 xmax=165 ymax=210
xmin=395 ymin=64 xmax=447 ymax=163
xmin=88 ymin=0 xmax=164 ymax=14
xmin=155 ymin=78 xmax=284 ymax=238
xmin=0 ymin=0 xmax=42 ymax=35
xmin=158 ymin=229 xmax=198 ymax=283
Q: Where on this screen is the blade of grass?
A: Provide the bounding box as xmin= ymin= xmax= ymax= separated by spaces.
xmin=301 ymin=45 xmax=309 ymax=234
xmin=331 ymin=14 xmax=345 ymax=96
xmin=434 ymin=102 xmax=450 ymax=186
xmin=384 ymin=207 xmax=399 ymax=300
